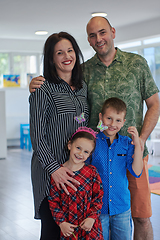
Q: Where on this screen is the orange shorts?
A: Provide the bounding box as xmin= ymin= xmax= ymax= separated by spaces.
xmin=127 ymin=155 xmax=152 ymax=218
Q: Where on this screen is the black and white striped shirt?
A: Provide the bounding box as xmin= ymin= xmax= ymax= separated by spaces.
xmin=29 ymin=79 xmax=89 ymax=219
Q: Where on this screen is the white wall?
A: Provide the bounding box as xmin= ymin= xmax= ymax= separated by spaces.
xmin=0 ymin=39 xmax=44 ymax=53
xmin=115 ymin=17 xmax=160 ymax=45
xmin=0 ymin=88 xmax=30 ymax=146
xmin=0 ymin=17 xmax=160 ymax=54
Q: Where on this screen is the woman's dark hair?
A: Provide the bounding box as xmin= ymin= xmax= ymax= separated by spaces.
xmin=43 ymin=31 xmax=84 ymax=89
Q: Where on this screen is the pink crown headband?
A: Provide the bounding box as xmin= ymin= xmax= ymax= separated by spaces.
xmin=71 ymin=127 xmax=97 ymax=139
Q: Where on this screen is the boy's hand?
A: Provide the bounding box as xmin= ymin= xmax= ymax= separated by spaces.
xmin=80 ymin=218 xmax=95 ymax=232
xmin=129 ymin=126 xmax=143 ymax=175
xmin=29 ymin=76 xmax=45 ymax=93
xmin=127 ymin=126 xmax=140 ymax=146
xmin=59 ymin=222 xmax=77 ymax=237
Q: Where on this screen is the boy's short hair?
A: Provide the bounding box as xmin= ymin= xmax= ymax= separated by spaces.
xmin=101 ymin=97 xmax=127 ymax=117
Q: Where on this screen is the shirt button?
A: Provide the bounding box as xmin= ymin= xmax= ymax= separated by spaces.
xmin=110 ymin=199 xmax=112 ymax=201
xmin=110 ymin=185 xmax=112 ymax=188
xmin=109 ymin=147 xmax=111 ymax=150
xmin=109 ymin=159 xmax=111 ymax=161
xmin=110 ymin=172 xmax=112 ymax=174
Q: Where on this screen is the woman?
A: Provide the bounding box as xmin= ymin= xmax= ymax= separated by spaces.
xmin=29 ymin=32 xmax=89 ymax=240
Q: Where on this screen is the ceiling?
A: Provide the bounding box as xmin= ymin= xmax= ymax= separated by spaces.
xmin=0 ymin=0 xmax=160 ymax=51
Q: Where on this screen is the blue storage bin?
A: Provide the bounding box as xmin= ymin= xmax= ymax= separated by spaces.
xmin=20 ymin=124 xmax=32 ymax=151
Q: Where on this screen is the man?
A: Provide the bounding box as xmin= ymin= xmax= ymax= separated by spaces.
xmin=30 ymin=17 xmax=160 ymax=240
xmin=85 ymin=17 xmax=159 ymax=240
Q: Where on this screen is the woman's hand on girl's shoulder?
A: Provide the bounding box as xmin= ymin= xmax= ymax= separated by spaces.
xmin=51 ymin=167 xmax=80 ymax=195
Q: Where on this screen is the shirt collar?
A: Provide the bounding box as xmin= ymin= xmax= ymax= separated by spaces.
xmin=98 ymin=131 xmax=120 ymax=143
xmin=93 ymin=47 xmax=122 ymax=67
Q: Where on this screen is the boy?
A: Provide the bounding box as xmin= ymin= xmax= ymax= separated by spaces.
xmin=91 ymin=97 xmax=143 ymax=240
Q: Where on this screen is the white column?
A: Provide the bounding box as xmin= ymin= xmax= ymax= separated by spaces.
xmin=0 ymin=91 xmax=7 ymax=159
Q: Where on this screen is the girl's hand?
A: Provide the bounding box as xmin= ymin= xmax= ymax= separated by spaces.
xmin=51 ymin=167 xmax=80 ymax=195
xmin=127 ymin=126 xmax=140 ymax=146
xmin=80 ymin=218 xmax=95 ymax=232
xmin=59 ymin=222 xmax=77 ymax=237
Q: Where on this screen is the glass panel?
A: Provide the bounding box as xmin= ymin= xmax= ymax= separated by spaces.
xmin=40 ymin=54 xmax=43 ymax=76
xmin=13 ymin=55 xmax=37 ymax=87
xmin=131 ymin=51 xmax=138 ymax=54
xmin=143 ymin=47 xmax=156 ymax=79
xmin=0 ymin=53 xmax=9 ymax=87
xmin=155 ymin=46 xmax=160 ymax=91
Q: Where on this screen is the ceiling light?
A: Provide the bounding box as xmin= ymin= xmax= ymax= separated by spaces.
xmin=143 ymin=36 xmax=160 ymax=45
xmin=35 ymin=30 xmax=48 ymax=35
xmin=92 ymin=12 xmax=107 ymax=17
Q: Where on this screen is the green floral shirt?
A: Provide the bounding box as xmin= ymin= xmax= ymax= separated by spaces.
xmin=84 ymin=48 xmax=159 ymax=157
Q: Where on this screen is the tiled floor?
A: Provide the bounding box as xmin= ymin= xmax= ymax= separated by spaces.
xmin=0 ymin=148 xmax=40 ymax=240
xmin=148 ymin=153 xmax=160 ymax=240
xmin=0 ymin=148 xmax=160 ymax=240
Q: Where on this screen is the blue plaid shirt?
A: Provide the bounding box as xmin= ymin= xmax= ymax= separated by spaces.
xmin=91 ymin=132 xmax=141 ymax=216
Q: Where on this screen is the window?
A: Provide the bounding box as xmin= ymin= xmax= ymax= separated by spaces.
xmin=0 ymin=53 xmax=40 ymax=88
xmin=0 ymin=53 xmax=9 ymax=87
xmin=12 ymin=54 xmax=37 ymax=87
xmin=143 ymin=46 xmax=160 ymax=91
xmin=155 ymin=46 xmax=160 ymax=91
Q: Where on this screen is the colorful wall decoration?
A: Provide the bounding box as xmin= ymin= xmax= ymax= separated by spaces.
xmin=3 ymin=74 xmax=20 ymax=87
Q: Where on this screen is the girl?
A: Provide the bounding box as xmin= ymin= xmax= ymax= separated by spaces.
xmin=48 ymin=127 xmax=104 ymax=240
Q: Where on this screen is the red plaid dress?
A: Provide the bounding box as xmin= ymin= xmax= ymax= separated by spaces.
xmin=48 ymin=164 xmax=104 ymax=240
